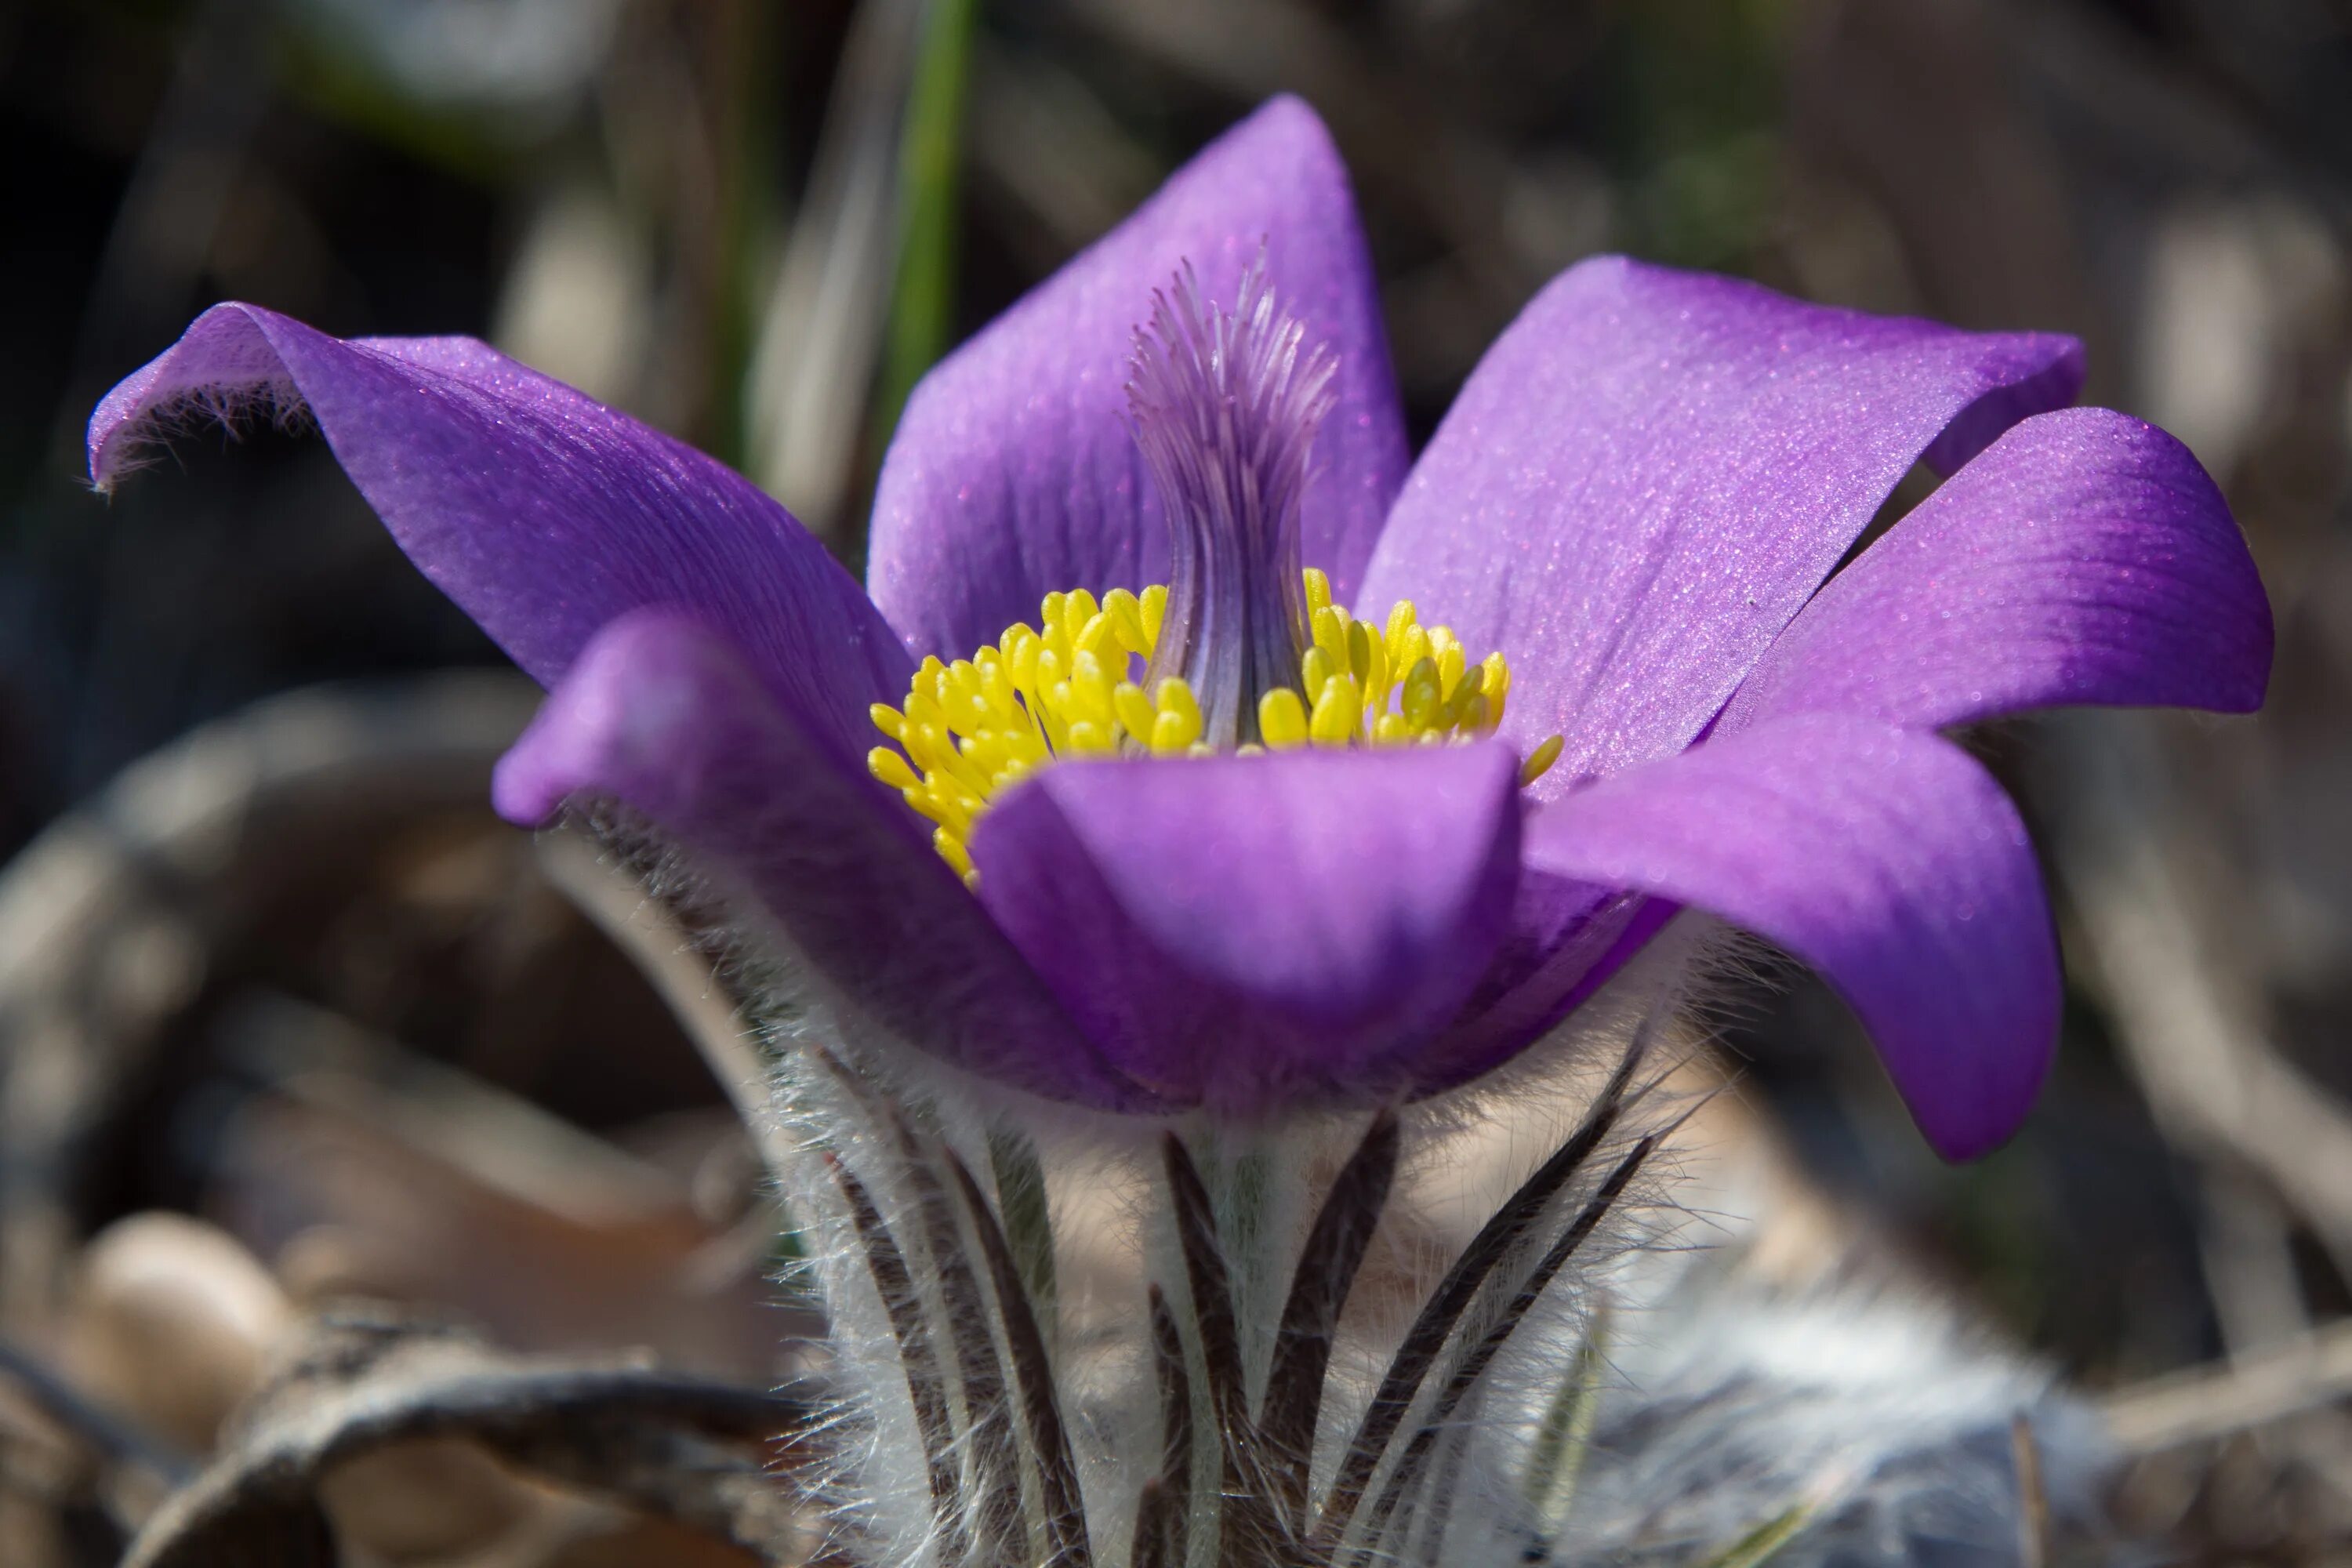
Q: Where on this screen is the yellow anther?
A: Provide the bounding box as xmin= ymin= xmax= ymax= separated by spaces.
xmin=1309 ymin=674 xmax=1361 ymax=747
xmin=868 ymin=746 xmax=920 ymax=792
xmin=1064 ymin=588 xmax=1100 ymax=647
xmin=1259 ymin=687 xmax=1308 ymax=750
xmin=916 ymin=782 xmax=976 ymax=834
xmin=1447 ymin=663 xmax=1486 ymax=727
xmin=873 ymin=569 xmax=1555 ymax=879
xmin=1436 ymin=637 xmax=1466 ymax=701
xmin=1102 ymin=588 xmax=1149 ymax=655
xmin=1520 ymin=734 xmax=1565 ymax=786
xmin=1155 ymin=676 xmax=1201 ymax=729
xmin=1393 ymin=622 xmax=1431 ymax=682
xmin=1385 ymin=599 xmax=1417 ymax=652
xmin=1311 ymin=603 xmax=1349 ymax=669
xmin=933 ymin=828 xmax=975 ymax=881
xmin=1113 ymin=681 xmax=1157 ymax=742
xmin=1073 ymin=647 xmax=1109 ymax=684
xmin=1151 ymin=678 xmax=1202 ymax=754
xmin=1139 ymin=584 xmax=1167 ymax=648
xmin=1301 ymin=645 xmax=1337 ymax=699
xmin=900 ymin=784 xmax=949 ymax=826
xmin=980 ymin=662 xmax=1016 ymax=716
xmin=899 ymin=720 xmax=946 ymax=769
xmin=964 ymin=731 xmax=1019 ymax=775
xmin=1479 ymin=652 xmax=1510 ymax=724
xmin=941 ymin=692 xmax=987 ymax=739
xmin=1401 ymin=657 xmax=1443 ymax=730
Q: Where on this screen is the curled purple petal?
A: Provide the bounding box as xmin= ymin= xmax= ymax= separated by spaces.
xmin=89 ymin=303 xmax=907 ymax=755
xmin=1522 ymin=713 xmax=2060 ymax=1159
xmin=967 ymin=742 xmax=1523 ymax=1116
xmin=1357 ymin=258 xmax=2084 ymax=794
xmin=868 ymin=95 xmax=1409 ymax=662
xmin=1722 ymin=407 xmax=2273 ymax=734
xmin=1406 ymin=883 xmax=1671 ymax=1091
xmin=498 ymin=609 xmax=1152 ymax=1110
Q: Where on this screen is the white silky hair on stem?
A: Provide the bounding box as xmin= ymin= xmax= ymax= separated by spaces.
xmin=564 ymin=806 xmax=1701 ymax=1566
xmin=568 ymin=811 xmax=2113 ymax=1567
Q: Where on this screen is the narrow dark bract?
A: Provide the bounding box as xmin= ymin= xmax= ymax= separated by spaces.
xmin=1261 ymin=1110 xmax=1401 ymax=1526
xmin=1316 ymin=1043 xmax=1646 ymax=1548
xmin=946 ymin=1152 xmax=1092 ymax=1568
xmin=1360 ymin=1135 xmax=1659 ymax=1554
xmin=829 ymin=1153 xmax=965 ymax=1552
xmin=1163 ymin=1134 xmax=1294 ymax=1566
xmin=889 ymin=1116 xmax=1026 ymax=1560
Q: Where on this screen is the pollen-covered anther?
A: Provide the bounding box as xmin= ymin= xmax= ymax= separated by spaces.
xmin=866 ymin=573 xmax=1563 ymax=880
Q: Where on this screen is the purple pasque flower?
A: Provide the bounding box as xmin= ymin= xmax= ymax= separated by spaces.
xmin=89 ymin=96 xmax=2270 ymax=1159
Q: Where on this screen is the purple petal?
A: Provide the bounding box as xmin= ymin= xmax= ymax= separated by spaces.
xmin=496 ymin=609 xmax=1152 ymax=1110
xmin=1357 ymin=258 xmax=2084 ymax=795
xmin=1405 ymin=882 xmax=1671 ymax=1091
xmin=89 ymin=304 xmax=908 ymax=755
xmin=1522 ymin=713 xmax=2059 ymax=1159
xmin=1721 ymin=407 xmax=2272 ymax=734
xmin=967 ymin=742 xmax=1522 ymax=1115
xmin=868 ymin=95 xmax=1409 ymax=661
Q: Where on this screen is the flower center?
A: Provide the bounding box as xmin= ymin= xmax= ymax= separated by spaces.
xmin=866 ymin=262 xmax=1564 ymax=884
xmin=866 ymin=571 xmax=1562 ymax=882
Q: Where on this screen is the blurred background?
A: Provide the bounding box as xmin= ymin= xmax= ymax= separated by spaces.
xmin=2 ymin=0 xmax=2350 ymax=1562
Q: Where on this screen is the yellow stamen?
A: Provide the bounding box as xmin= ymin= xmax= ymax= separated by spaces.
xmin=868 ymin=746 xmax=920 ymax=792
xmin=1113 ymin=681 xmax=1158 ymax=742
xmin=1259 ymin=687 xmax=1308 ymax=749
xmin=1151 ymin=678 xmax=1202 ymax=755
xmin=1308 ymin=673 xmax=1361 ymax=747
xmin=934 ymin=828 xmax=975 ymax=882
xmin=866 ymin=575 xmax=1563 ymax=879
xmin=1103 ymin=588 xmax=1149 ymax=655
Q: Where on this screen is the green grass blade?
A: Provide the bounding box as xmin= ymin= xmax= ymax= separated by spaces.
xmin=873 ymin=0 xmax=978 ymax=446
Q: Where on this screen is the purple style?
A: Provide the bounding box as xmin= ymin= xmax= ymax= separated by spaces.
xmin=89 ymin=97 xmax=2270 ymax=1157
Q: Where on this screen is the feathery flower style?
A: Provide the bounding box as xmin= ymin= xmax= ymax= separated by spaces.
xmin=89 ymin=93 xmax=2270 ymax=1566
xmin=88 ymin=98 xmax=2267 ymax=1160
